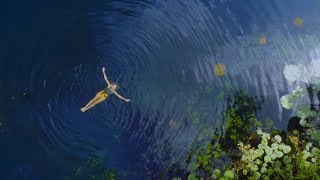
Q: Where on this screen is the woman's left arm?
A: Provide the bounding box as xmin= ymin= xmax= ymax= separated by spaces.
xmin=102 ymin=67 xmax=111 ymax=87
xmin=114 ymin=91 xmax=130 ymax=102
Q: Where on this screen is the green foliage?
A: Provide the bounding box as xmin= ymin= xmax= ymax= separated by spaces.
xmin=185 ymin=88 xmax=320 ymax=179
xmin=210 ymin=169 xmax=235 ymax=180
xmin=222 ymin=90 xmax=262 ymax=147
xmin=212 ymin=169 xmax=221 ymax=179
xmin=311 ymin=130 xmax=320 ymax=146
xmin=264 ymin=117 xmax=274 ymax=129
xmin=197 ymin=128 xmax=210 ymax=141
xmin=195 ymin=141 xmax=226 ymax=173
xmin=65 ymin=157 xmax=123 ymax=180
xmin=101 ymin=169 xmax=117 ymax=180
xmin=187 ymin=173 xmax=199 ymax=180
xmin=223 ymin=170 xmax=235 ymax=179
xmin=237 ymin=129 xmax=320 ymax=179
xmin=280 ymin=73 xmax=320 ymax=146
xmin=296 ymin=105 xmax=317 ymax=127
xmin=280 ymin=86 xmax=305 ymax=109
xmin=190 ymin=91 xmax=263 ymax=177
xmin=173 ymin=177 xmax=182 ymax=180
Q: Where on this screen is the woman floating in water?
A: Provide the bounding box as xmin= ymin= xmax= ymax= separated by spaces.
xmin=81 ymin=67 xmax=130 ymax=112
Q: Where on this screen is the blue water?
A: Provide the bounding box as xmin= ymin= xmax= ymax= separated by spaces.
xmin=1 ymin=0 xmax=320 ymax=179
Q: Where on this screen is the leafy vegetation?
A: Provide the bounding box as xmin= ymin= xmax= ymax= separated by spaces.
xmin=64 ymin=157 xmax=125 ymax=180
xmin=179 ymin=83 xmax=320 ymax=179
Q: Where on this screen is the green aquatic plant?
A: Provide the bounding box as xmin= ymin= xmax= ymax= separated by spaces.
xmin=280 ymin=86 xmax=305 ymax=109
xmin=221 ymin=90 xmax=263 ymax=148
xmin=281 ymin=63 xmax=320 ymax=146
xmin=264 ymin=117 xmax=274 ymax=129
xmin=185 ymin=87 xmax=320 ymax=179
xmin=209 ymin=168 xmax=235 ymax=180
xmin=223 ymin=170 xmax=235 ymax=179
xmin=172 ymin=177 xmax=182 ymax=180
xmin=296 ymin=105 xmax=317 ymax=127
xmin=64 ymin=157 xmax=124 ymax=180
xmin=294 ymin=141 xmax=320 ymax=178
xmin=236 ymin=128 xmax=320 ymax=179
xmin=191 ymin=91 xmax=264 ymax=176
xmin=195 ymin=140 xmax=227 ymax=173
xmin=101 ymin=169 xmax=117 ymax=180
xmin=311 ymin=130 xmax=320 ymax=146
xmin=237 ymin=129 xmax=292 ymax=179
xmin=212 ymin=168 xmax=221 ymax=179
xmin=187 ymin=173 xmax=199 ymax=180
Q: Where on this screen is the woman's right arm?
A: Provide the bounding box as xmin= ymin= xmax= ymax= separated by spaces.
xmin=114 ymin=91 xmax=130 ymax=102
xmin=102 ymin=67 xmax=111 ymax=87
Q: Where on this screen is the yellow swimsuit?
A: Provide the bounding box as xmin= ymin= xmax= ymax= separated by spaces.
xmin=101 ymin=87 xmax=112 ymax=98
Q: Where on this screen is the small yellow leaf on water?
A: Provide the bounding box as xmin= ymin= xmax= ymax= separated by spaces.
xmin=213 ymin=63 xmax=226 ymax=76
xmin=294 ymin=17 xmax=303 ymax=27
xmin=259 ymin=37 xmax=267 ymax=45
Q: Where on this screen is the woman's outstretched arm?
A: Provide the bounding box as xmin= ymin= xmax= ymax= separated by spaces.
xmin=102 ymin=67 xmax=111 ymax=87
xmin=114 ymin=91 xmax=130 ymax=102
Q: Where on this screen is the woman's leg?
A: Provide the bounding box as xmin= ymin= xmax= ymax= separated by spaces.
xmin=81 ymin=91 xmax=107 ymax=112
xmin=83 ymin=92 xmax=101 ymax=108
xmin=82 ymin=96 xmax=106 ymax=112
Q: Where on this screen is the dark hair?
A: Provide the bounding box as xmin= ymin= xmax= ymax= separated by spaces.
xmin=111 ymin=82 xmax=120 ymax=90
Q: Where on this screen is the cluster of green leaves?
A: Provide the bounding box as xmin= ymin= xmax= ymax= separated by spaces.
xmin=222 ymin=91 xmax=262 ymax=147
xmin=236 ymin=129 xmax=320 ymax=180
xmin=183 ymin=87 xmax=320 ymax=180
xmin=64 ymin=157 xmax=121 ymax=180
xmin=295 ymin=142 xmax=320 ymax=179
xmin=237 ymin=129 xmax=291 ymax=179
xmin=196 ymin=138 xmax=226 ymax=172
xmin=189 ymin=129 xmax=320 ymax=180
xmin=185 ymin=169 xmax=235 ymax=180
xmin=211 ymin=169 xmax=235 ymax=180
xmin=190 ymin=91 xmax=263 ymax=177
xmin=279 ymin=66 xmax=320 ymax=174
xmin=294 ymin=102 xmax=320 ymax=147
xmin=280 ymin=68 xmax=320 ymax=146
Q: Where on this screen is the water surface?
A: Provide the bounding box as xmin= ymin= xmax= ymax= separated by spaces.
xmin=1 ymin=0 xmax=320 ymax=179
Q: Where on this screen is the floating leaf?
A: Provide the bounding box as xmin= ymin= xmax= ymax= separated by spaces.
xmin=213 ymin=64 xmax=226 ymax=76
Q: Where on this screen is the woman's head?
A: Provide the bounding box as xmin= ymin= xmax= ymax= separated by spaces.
xmin=110 ymin=82 xmax=120 ymax=90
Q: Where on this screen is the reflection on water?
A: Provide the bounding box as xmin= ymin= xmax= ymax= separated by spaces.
xmin=1 ymin=0 xmax=320 ymax=179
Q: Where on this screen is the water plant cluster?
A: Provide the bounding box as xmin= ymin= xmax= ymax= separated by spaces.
xmin=236 ymin=128 xmax=320 ymax=179
xmin=281 ymin=62 xmax=320 ymax=146
xmin=63 ymin=157 xmax=122 ymax=180
xmin=185 ymin=91 xmax=265 ymax=178
xmin=179 ymin=61 xmax=320 ymax=179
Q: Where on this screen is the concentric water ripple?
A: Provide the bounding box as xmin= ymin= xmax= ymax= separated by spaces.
xmin=2 ymin=0 xmax=320 ymax=179
xmin=91 ymin=0 xmax=320 ymax=176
